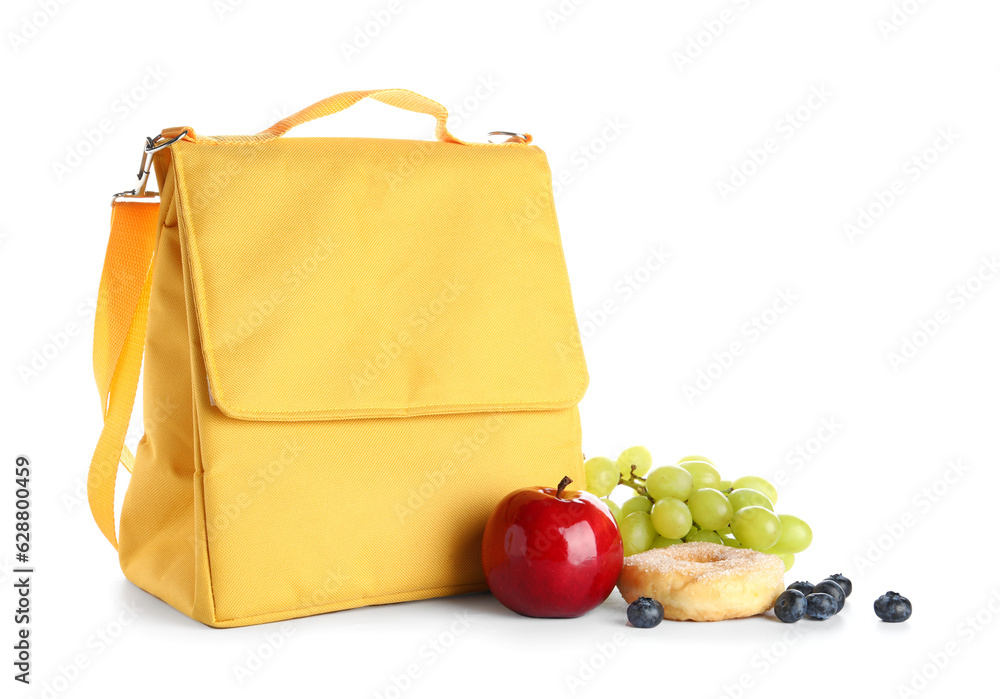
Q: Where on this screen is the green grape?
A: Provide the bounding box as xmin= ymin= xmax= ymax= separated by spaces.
xmin=620 ymin=512 xmax=656 ymax=556
xmin=773 ymin=514 xmax=812 ymax=554
xmin=651 ymin=536 xmax=683 ymax=549
xmin=720 ymin=535 xmax=742 ymax=548
xmin=718 ymin=479 xmax=733 ymax=493
xmin=677 ymin=455 xmax=714 ymax=466
xmin=685 ymin=529 xmax=723 ymax=545
xmin=731 ymin=506 xmax=782 ymax=551
xmin=616 ymin=446 xmax=653 ymax=478
xmin=602 ymin=498 xmax=623 ymax=526
xmin=765 ymin=547 xmax=795 ymax=571
xmin=728 ymin=488 xmax=774 ymax=512
xmin=717 ymin=524 xmax=734 ymax=537
xmin=621 ymin=496 xmax=653 ymax=517
xmin=650 ymin=497 xmax=692 ymax=539
xmin=687 ymin=488 xmax=733 ymax=530
xmin=644 ymin=465 xmax=694 ymax=501
xmin=584 ymin=456 xmax=619 ymax=498
xmin=679 ymin=460 xmax=722 ymax=490
xmin=731 ymin=476 xmax=778 ymax=505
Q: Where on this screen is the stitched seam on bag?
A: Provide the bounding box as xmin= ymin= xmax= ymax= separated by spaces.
xmin=169 ymin=163 xmax=222 ymax=625
xmin=213 ymin=581 xmax=487 ymax=625
xmin=172 ymin=142 xmax=587 ymax=419
xmin=198 ymin=462 xmax=220 ymax=624
xmin=193 ymin=413 xmax=220 ymax=624
xmin=187 ymin=136 xmax=531 ymax=149
xmin=171 ymin=146 xmax=220 ymax=413
xmin=209 ymin=403 xmax=581 ymax=420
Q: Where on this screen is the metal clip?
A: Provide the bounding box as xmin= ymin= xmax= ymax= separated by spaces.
xmin=112 ymin=130 xmax=189 ymax=203
xmin=487 ymin=131 xmax=529 ymax=144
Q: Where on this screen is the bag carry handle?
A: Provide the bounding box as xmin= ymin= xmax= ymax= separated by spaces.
xmin=259 ymin=88 xmax=466 ymax=144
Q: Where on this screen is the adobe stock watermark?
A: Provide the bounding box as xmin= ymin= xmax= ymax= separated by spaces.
xmin=682 ymin=288 xmax=798 ymax=404
xmin=842 ymin=126 xmax=959 ymax=244
xmin=184 ymin=134 xmax=290 ymax=217
xmin=61 ymin=395 xmax=179 ymax=516
xmin=887 ymin=254 xmax=998 ymax=371
xmin=212 ymin=0 xmax=251 ymax=20
xmin=544 ymin=0 xmax=593 ymax=30
xmin=17 ymin=296 xmax=96 ymax=386
xmin=555 ymin=245 xmax=669 ymax=362
xmin=395 ymin=413 xmax=507 ymax=523
xmin=514 ymin=116 xmax=628 ymax=231
xmin=219 ymin=236 xmax=339 ymax=349
xmin=51 ymin=65 xmax=168 ymax=182
xmin=716 ymin=84 xmax=833 ymax=201
xmin=340 ymin=0 xmax=412 ymax=63
xmin=852 ymin=458 xmax=969 ymax=575
xmin=715 ymin=623 xmax=811 ymax=699
xmin=564 ymin=632 xmax=628 ymax=695
xmin=123 ymin=394 xmax=180 ymax=451
xmin=672 ymin=0 xmax=756 ymax=73
xmin=232 ymin=623 xmax=295 ymax=686
xmin=770 ymin=416 xmax=844 ymax=489
xmin=350 ymin=279 xmax=465 ymax=394
xmin=201 ymin=440 xmax=307 ymax=544
xmin=448 ymin=74 xmax=500 ymax=131
xmin=522 ymin=508 xmax=591 ymax=562
xmin=385 ymin=75 xmax=501 ymax=192
xmin=299 ymin=568 xmax=351 ymax=609
xmin=26 ymin=600 xmax=143 ymax=699
xmin=374 ymin=611 xmax=475 ymax=699
xmin=6 ymin=0 xmax=72 ymax=53
xmin=559 ymin=117 xmax=629 ymax=186
xmin=895 ymin=587 xmax=1000 ymax=697
xmin=877 ymin=0 xmax=932 ymax=40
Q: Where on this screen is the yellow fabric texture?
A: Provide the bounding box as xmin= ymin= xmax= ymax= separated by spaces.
xmin=89 ymin=89 xmax=587 ymax=627
xmin=90 ymin=200 xmax=159 ymax=547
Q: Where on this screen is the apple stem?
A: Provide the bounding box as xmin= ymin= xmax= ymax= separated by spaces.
xmin=556 ymin=476 xmax=573 ymax=498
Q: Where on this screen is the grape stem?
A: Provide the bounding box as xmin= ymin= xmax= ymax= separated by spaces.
xmin=620 ymin=466 xmax=654 ymax=502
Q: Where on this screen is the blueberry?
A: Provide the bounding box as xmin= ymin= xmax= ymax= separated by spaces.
xmin=812 ymin=580 xmax=846 ymax=612
xmin=627 ymin=596 xmax=664 ymax=628
xmin=825 ymin=574 xmax=852 ymax=597
xmin=787 ymin=580 xmax=814 ymax=596
xmin=874 ymin=591 xmax=912 ymax=622
xmin=805 ymin=593 xmax=837 ymax=620
xmin=773 ymin=589 xmax=807 ymax=623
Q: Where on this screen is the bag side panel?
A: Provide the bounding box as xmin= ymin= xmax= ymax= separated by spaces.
xmin=118 ymin=167 xmax=200 ymax=618
xmin=194 ymin=402 xmax=583 ymax=625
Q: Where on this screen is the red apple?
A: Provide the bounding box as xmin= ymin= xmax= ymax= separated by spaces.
xmin=481 ymin=476 xmax=624 ymax=617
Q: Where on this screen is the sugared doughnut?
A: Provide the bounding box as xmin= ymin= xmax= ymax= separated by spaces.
xmin=617 ymin=542 xmax=784 ymax=621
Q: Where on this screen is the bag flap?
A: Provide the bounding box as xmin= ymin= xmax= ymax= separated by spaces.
xmin=169 ymin=137 xmax=588 ymax=421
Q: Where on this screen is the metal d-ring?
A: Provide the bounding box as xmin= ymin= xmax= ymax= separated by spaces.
xmin=487 ymin=131 xmax=529 ymax=144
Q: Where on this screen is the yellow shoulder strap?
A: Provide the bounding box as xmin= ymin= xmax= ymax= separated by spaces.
xmin=89 ymin=199 xmax=160 ymax=550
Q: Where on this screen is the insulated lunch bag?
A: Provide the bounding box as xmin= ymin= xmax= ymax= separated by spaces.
xmin=88 ymin=88 xmax=589 ymax=627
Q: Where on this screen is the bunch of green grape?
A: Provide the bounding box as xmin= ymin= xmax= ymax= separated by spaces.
xmin=585 ymin=447 xmax=812 ymax=571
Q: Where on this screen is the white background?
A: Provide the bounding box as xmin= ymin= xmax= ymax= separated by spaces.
xmin=2 ymin=1 xmax=999 ymax=697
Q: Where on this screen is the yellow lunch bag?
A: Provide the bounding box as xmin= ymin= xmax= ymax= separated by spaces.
xmin=88 ymin=88 xmax=589 ymax=627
